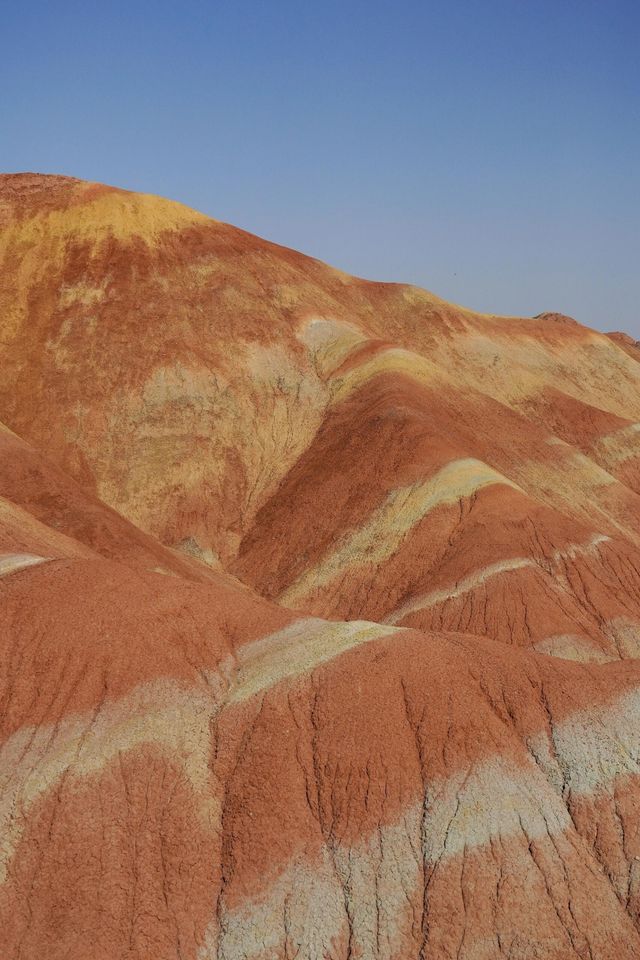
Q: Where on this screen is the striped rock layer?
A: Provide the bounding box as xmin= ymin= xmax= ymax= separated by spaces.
xmin=2 ymin=173 xmax=640 ymax=958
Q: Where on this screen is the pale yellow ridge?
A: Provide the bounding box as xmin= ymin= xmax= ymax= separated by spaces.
xmin=385 ymin=533 xmax=610 ymax=625
xmin=329 ymin=346 xmax=444 ymax=404
xmin=230 ymin=618 xmax=405 ymax=703
xmin=0 ymin=553 xmax=49 ymax=578
xmin=278 ymin=458 xmax=522 ymax=608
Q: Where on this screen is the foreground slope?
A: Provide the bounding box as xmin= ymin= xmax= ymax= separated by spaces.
xmin=3 ymin=540 xmax=640 ymax=959
xmin=2 ymin=173 xmax=640 ymax=958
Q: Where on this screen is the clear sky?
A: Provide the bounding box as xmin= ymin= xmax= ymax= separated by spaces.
xmin=2 ymin=0 xmax=639 ymax=333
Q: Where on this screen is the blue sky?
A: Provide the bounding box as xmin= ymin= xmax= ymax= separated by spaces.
xmin=2 ymin=0 xmax=639 ymax=333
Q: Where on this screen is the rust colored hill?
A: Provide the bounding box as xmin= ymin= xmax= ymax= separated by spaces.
xmin=2 ymin=173 xmax=640 ymax=959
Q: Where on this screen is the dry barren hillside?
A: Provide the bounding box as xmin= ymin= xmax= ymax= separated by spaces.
xmin=2 ymin=173 xmax=640 ymax=959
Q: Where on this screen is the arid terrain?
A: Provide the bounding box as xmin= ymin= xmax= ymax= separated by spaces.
xmin=2 ymin=172 xmax=640 ymax=959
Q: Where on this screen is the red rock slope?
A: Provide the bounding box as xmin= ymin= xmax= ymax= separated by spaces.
xmin=2 ymin=173 xmax=640 ymax=959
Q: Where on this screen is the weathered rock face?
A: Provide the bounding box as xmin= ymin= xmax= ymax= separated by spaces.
xmin=2 ymin=173 xmax=640 ymax=959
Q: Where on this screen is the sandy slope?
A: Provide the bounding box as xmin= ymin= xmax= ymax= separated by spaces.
xmin=2 ymin=173 xmax=640 ymax=958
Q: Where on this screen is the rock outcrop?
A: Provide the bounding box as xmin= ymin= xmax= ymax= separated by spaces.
xmin=2 ymin=173 xmax=640 ymax=959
